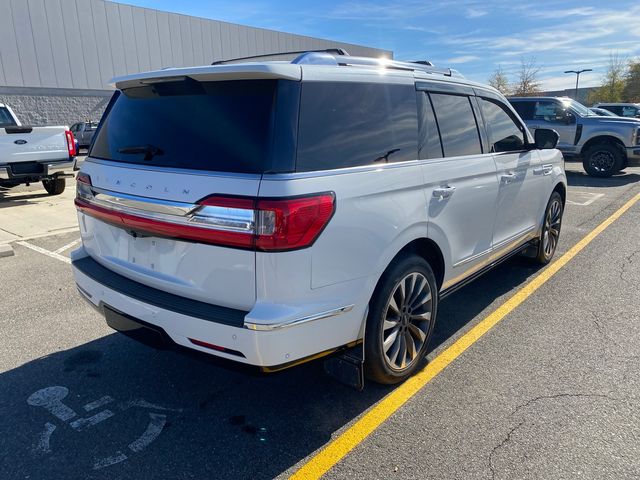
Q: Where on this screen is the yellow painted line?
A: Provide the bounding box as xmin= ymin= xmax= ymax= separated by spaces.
xmin=291 ymin=192 xmax=640 ymax=480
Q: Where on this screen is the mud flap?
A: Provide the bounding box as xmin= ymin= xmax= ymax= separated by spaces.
xmin=323 ymin=342 xmax=364 ymax=391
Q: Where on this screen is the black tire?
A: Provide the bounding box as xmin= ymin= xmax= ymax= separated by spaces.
xmin=534 ymin=192 xmax=563 ymax=264
xmin=42 ymin=177 xmax=66 ymax=195
xmin=364 ymin=253 xmax=438 ymax=384
xmin=582 ymin=144 xmax=623 ymax=177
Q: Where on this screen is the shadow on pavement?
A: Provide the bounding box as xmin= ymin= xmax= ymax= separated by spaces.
xmin=566 ymin=170 xmax=640 ymax=188
xmin=0 ymin=256 xmax=542 ymax=480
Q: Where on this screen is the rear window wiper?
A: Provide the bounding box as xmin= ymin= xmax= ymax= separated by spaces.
xmin=117 ymin=144 xmax=164 ymax=161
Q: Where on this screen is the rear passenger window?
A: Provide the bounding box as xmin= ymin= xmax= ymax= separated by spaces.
xmin=480 ymin=98 xmax=526 ymax=153
xmin=418 ymin=94 xmax=443 ymax=159
xmin=510 ymin=101 xmax=534 ymax=120
xmin=296 ymin=82 xmax=418 ymax=171
xmin=430 ymin=93 xmax=482 ymax=157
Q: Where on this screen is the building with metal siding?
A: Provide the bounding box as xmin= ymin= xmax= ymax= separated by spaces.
xmin=0 ymin=0 xmax=390 ymax=126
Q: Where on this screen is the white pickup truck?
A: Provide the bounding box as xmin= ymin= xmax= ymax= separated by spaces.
xmin=0 ymin=103 xmax=77 ymax=195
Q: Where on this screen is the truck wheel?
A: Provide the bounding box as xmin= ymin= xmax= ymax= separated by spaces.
xmin=583 ymin=144 xmax=623 ymax=177
xmin=42 ymin=177 xmax=66 ymax=195
xmin=364 ymin=254 xmax=438 ymax=384
xmin=534 ymin=192 xmax=563 ymax=265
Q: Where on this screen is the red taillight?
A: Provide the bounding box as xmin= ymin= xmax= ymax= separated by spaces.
xmin=196 ymin=193 xmax=336 ymax=251
xmin=255 ymin=194 xmax=336 ymax=251
xmin=65 ymin=130 xmax=76 ymax=157
xmin=76 ymin=172 xmax=91 ymax=185
xmin=74 ymin=182 xmax=335 ymax=252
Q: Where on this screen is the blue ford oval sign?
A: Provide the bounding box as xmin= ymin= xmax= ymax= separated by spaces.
xmin=14 ymin=139 xmax=27 ymax=145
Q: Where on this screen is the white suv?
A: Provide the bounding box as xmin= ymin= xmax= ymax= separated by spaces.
xmin=72 ymin=51 xmax=566 ymax=384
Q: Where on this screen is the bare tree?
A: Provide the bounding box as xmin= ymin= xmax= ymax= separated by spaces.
xmin=488 ymin=66 xmax=511 ymax=95
xmin=588 ymin=53 xmax=627 ymax=103
xmin=622 ymin=58 xmax=640 ymax=102
xmin=511 ymin=58 xmax=541 ymax=97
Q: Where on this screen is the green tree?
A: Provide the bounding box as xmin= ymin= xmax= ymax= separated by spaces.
xmin=488 ymin=67 xmax=511 ymax=95
xmin=588 ymin=54 xmax=627 ymax=104
xmin=622 ymin=59 xmax=640 ymax=102
xmin=511 ymin=58 xmax=541 ymax=97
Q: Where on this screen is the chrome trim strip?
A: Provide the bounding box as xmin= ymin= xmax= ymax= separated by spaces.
xmin=244 ymin=305 xmax=354 ymax=331
xmin=452 ymin=226 xmax=536 ymax=268
xmin=79 ymin=186 xmax=256 ymax=234
xmin=91 ymin=187 xmax=198 ymax=216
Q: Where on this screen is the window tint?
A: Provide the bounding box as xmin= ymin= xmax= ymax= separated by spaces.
xmin=480 ymin=98 xmax=526 ymax=153
xmin=418 ymin=94 xmax=443 ymax=159
xmin=510 ymin=101 xmax=535 ymax=120
xmin=91 ymin=79 xmax=279 ymax=173
xmin=532 ymin=101 xmax=568 ymax=123
xmin=606 ymin=106 xmax=622 ymax=115
xmin=0 ymin=107 xmax=17 ymax=128
xmin=296 ymin=82 xmax=418 ymax=171
xmin=430 ymin=93 xmax=482 ymax=157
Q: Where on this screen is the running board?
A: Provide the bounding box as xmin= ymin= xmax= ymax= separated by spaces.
xmin=324 ymin=342 xmax=365 ymax=390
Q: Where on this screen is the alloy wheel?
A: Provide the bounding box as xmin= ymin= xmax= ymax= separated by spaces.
xmin=543 ymin=198 xmax=562 ymax=258
xmin=590 ymin=150 xmax=615 ymax=173
xmin=381 ymin=272 xmax=433 ymax=371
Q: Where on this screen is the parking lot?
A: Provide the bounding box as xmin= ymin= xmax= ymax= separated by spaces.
xmin=1 ymin=161 xmax=639 ymax=479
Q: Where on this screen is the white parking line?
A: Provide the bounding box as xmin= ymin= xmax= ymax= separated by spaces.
xmin=567 ymin=191 xmax=605 ymax=206
xmin=16 ymin=241 xmax=71 ymax=264
xmin=54 ymin=239 xmax=81 ymax=254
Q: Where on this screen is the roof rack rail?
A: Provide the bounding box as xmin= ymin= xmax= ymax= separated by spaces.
xmin=291 ymin=52 xmax=455 ymax=77
xmin=211 ymin=48 xmax=349 ymax=65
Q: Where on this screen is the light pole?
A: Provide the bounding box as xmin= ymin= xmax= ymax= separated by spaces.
xmin=564 ymin=69 xmax=592 ymax=101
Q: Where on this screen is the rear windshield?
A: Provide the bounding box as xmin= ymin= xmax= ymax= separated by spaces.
xmin=0 ymin=107 xmax=17 ymax=128
xmin=90 ymin=79 xmax=278 ymax=173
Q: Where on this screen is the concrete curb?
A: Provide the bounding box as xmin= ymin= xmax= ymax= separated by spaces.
xmin=0 ymin=243 xmax=15 ymax=258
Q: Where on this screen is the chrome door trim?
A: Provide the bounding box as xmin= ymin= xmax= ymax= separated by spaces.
xmin=244 ymin=305 xmax=354 ymax=331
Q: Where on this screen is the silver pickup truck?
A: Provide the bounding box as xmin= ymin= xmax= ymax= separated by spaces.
xmin=0 ymin=103 xmax=77 ymax=195
xmin=509 ymin=97 xmax=640 ymax=177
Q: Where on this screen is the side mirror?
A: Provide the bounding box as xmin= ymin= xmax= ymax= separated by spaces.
xmin=565 ymin=113 xmax=576 ymax=125
xmin=534 ymin=128 xmax=559 ymax=149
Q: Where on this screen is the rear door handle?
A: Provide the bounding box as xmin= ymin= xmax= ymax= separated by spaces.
xmin=533 ymin=164 xmax=553 ymax=176
xmin=501 ymin=173 xmax=517 ymax=184
xmin=432 ymin=186 xmax=456 ymax=200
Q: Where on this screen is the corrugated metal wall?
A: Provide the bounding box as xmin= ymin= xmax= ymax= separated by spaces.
xmin=0 ymin=0 xmax=390 ymax=90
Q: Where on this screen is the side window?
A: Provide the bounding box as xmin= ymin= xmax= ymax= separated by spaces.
xmin=418 ymin=93 xmax=443 ymax=159
xmin=296 ymin=82 xmax=418 ymax=171
xmin=511 ymin=101 xmax=535 ymax=120
xmin=607 ymin=106 xmax=622 ymax=115
xmin=480 ymin=98 xmax=526 ymax=153
xmin=429 ymin=93 xmax=482 ymax=157
xmin=70 ymin=123 xmax=78 ymax=133
xmin=622 ymin=106 xmax=637 ymax=117
xmin=533 ymin=101 xmax=566 ymax=123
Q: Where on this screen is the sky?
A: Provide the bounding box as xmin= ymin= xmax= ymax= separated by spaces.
xmin=123 ymin=0 xmax=640 ymax=91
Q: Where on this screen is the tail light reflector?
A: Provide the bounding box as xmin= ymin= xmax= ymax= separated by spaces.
xmin=65 ymin=130 xmax=76 ymax=157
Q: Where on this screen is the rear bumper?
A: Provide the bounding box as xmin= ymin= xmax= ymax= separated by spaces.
xmin=71 ymin=249 xmax=365 ymax=369
xmin=0 ymin=158 xmax=76 ymax=180
xmin=626 ymin=147 xmax=640 ymax=166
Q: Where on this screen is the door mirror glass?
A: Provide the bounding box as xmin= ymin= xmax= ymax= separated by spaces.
xmin=534 ymin=128 xmax=559 ymax=149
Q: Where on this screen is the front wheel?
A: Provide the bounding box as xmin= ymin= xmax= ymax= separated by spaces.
xmin=364 ymin=254 xmax=438 ymax=384
xmin=583 ymin=144 xmax=623 ymax=177
xmin=42 ymin=177 xmax=66 ymax=195
xmin=534 ymin=192 xmax=563 ymax=264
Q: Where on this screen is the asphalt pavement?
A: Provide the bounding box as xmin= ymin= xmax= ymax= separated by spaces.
xmin=0 ymin=162 xmax=638 ymax=479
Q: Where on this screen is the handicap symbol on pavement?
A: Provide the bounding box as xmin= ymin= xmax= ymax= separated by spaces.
xmin=27 ymin=386 xmax=182 ymax=470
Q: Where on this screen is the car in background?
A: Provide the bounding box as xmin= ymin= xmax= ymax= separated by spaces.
xmin=593 ymin=103 xmax=640 ymax=118
xmin=509 ymin=97 xmax=640 ymax=177
xmin=72 ymin=52 xmax=566 ymax=385
xmin=0 ymin=103 xmax=77 ymax=195
xmin=589 ymin=107 xmax=617 ymax=117
xmin=70 ymin=121 xmax=100 ymax=150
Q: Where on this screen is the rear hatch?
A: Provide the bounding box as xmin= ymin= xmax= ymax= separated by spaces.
xmin=77 ymin=69 xmax=301 ymax=311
